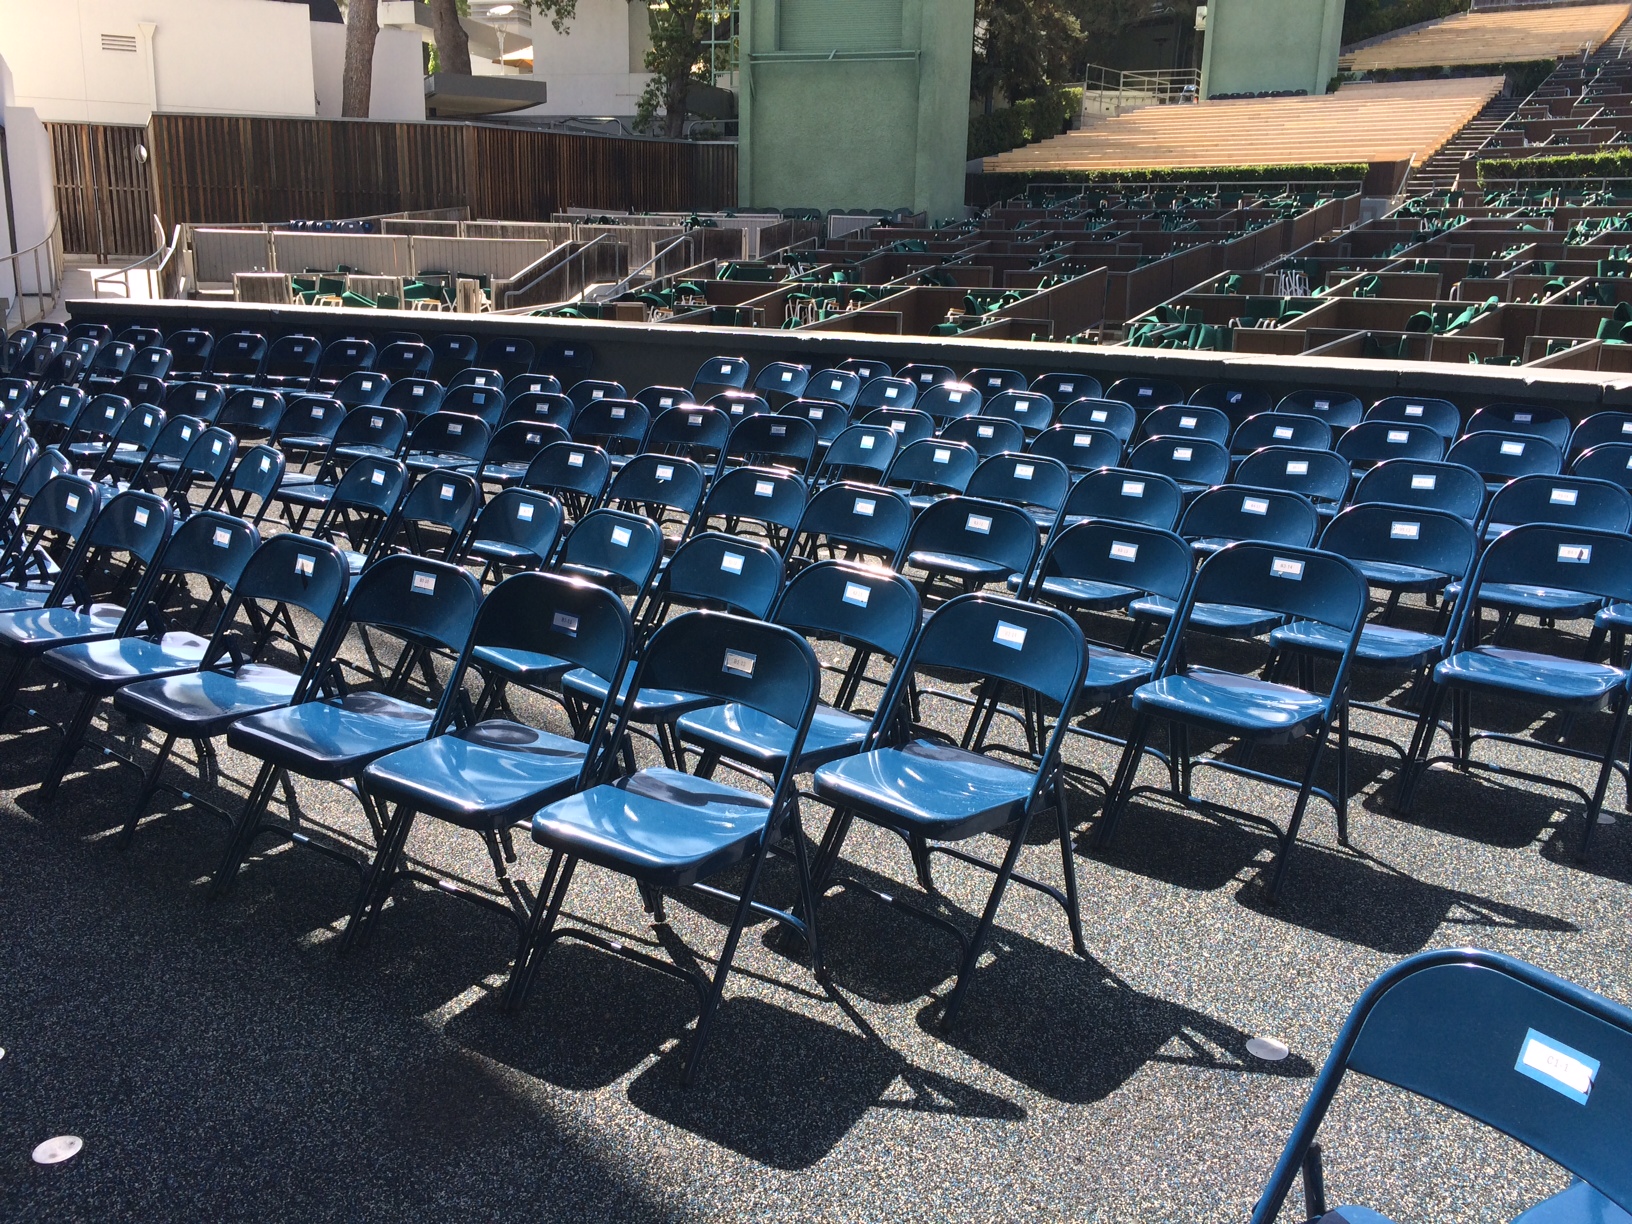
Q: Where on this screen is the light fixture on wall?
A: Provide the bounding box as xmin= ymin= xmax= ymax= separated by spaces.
xmin=134 ymin=144 xmax=149 ymax=164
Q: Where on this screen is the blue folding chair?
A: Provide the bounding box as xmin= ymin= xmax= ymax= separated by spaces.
xmin=982 ymin=390 xmax=1055 ymax=437
xmin=600 ymin=452 xmax=705 ymax=546
xmin=1399 ymin=524 xmax=1632 ymax=857
xmin=460 ymin=487 xmax=564 ymax=585
xmin=965 ymin=451 xmax=1071 ymax=531
xmin=1479 ymin=472 xmax=1632 ymax=541
xmin=1139 ymin=404 xmax=1230 ymax=447
xmin=965 ymin=367 xmax=1027 ymax=397
xmin=692 ymin=354 xmax=751 ymax=398
xmin=1352 ymin=458 xmax=1487 ymax=522
xmin=779 ymin=397 xmax=849 ymax=446
xmin=1057 ymin=467 xmax=1184 ymax=531
xmin=1231 ymin=411 xmax=1332 ymax=459
xmin=811 ymin=423 xmax=897 ymax=486
xmin=508 ymin=611 xmax=823 ymax=1084
xmin=1058 ymin=396 xmax=1137 ymax=443
xmin=882 ymin=438 xmax=979 ymax=510
xmin=855 ymin=375 xmax=918 ymax=413
xmin=212 ymin=556 xmax=483 ymax=897
xmin=1031 ymin=371 xmax=1102 ymax=405
xmin=751 ymin=360 xmax=810 ymax=406
xmin=693 ymin=464 xmax=807 ymax=555
xmin=1446 ymin=430 xmax=1563 ymax=496
xmin=1251 ymin=947 xmax=1632 ymax=1224
xmin=1096 ymin=542 xmax=1370 ymax=900
xmin=1235 ymin=447 xmax=1351 ymax=518
xmin=899 ymin=363 xmax=956 ymax=392
xmin=0 ymin=474 xmax=99 ymax=614
xmin=1567 ymin=411 xmax=1632 ymax=460
xmin=1337 ymin=421 xmax=1445 ymax=479
xmin=348 ymin=573 xmax=635 ymax=952
xmin=806 ymin=368 xmax=863 ymax=410
xmin=1366 ymin=394 xmax=1460 ymax=441
xmin=896 ymin=495 xmax=1039 ymax=602
xmin=1126 ymin=435 xmax=1231 ymax=496
xmin=110 ymin=535 xmax=351 ymax=848
xmin=1465 ymin=402 xmax=1572 ymax=451
xmin=939 ymin=414 xmax=1024 ymax=459
xmin=1573 ymin=442 xmax=1632 ymax=493
xmin=1175 ymin=484 xmax=1319 ymax=556
xmin=1190 ymin=382 xmax=1271 ymax=427
xmin=1276 ymin=389 xmax=1362 ymax=430
xmin=787 ymin=481 xmax=913 ymax=571
xmin=520 ymin=440 xmax=610 ymax=522
xmin=915 ymin=382 xmax=982 ymax=423
xmin=1106 ymin=376 xmax=1184 ymax=409
xmin=810 ymin=594 xmax=1089 ymax=1025
xmin=1027 ymin=424 xmax=1122 ymax=474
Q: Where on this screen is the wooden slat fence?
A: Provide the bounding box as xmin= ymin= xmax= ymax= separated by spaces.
xmin=47 ymin=123 xmax=157 ymax=259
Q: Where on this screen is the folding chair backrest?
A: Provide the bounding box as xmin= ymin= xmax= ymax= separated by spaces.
xmin=393 ymin=471 xmax=481 ymax=552
xmin=635 ymin=612 xmax=818 ymax=746
xmin=1233 ymin=447 xmax=1351 ymax=507
xmin=1105 ymin=376 xmax=1183 ymax=409
xmin=162 ymin=381 xmax=224 ymax=423
xmin=1060 ymin=467 xmax=1183 ymax=529
xmin=1031 ymin=372 xmax=1102 ymax=406
xmin=219 ymin=388 xmax=286 ymax=438
xmin=898 ymin=363 xmax=955 ymax=391
xmin=1232 ymin=411 xmax=1331 ymax=457
xmin=859 ymin=407 xmax=933 ymax=447
xmin=165 ymin=328 xmax=213 ymax=375
xmin=720 ymin=412 xmax=815 ymax=475
xmin=883 ymin=438 xmax=978 ymax=496
xmin=836 ymin=358 xmax=891 ymax=384
xmin=791 ymin=481 xmax=912 ymax=565
xmin=1126 ymin=436 xmax=1230 ymax=486
xmin=1572 ymin=442 xmax=1632 ymax=491
xmin=1352 ymin=458 xmax=1487 ymax=521
xmin=645 ymin=404 xmax=730 ymax=465
xmin=1189 ymin=382 xmax=1271 ymax=426
xmin=440 ymin=383 xmax=505 ymax=427
xmin=467 ymin=488 xmax=564 ymax=560
xmin=427 ymin=333 xmax=478 ymax=382
xmin=274 ymin=396 xmax=344 ymax=447
xmin=1337 ymin=420 xmax=1446 ymax=468
xmin=656 ymin=530 xmax=784 ymax=620
xmin=219 ymin=444 xmax=285 ymax=521
xmin=699 ymin=465 xmax=807 ymax=542
xmin=31 ymin=385 xmax=85 ymax=433
xmin=752 ymin=361 xmax=811 ymax=402
xmin=522 ymin=441 xmax=611 ymax=503
xmin=508 ymin=373 xmax=562 ymax=400
xmin=605 ymin=453 xmax=705 ymax=519
xmin=940 ymin=414 xmax=1023 ymax=458
xmin=1028 ymin=424 xmax=1122 ymax=472
xmin=503 ymin=390 xmax=574 ymax=432
xmin=982 ymin=390 xmax=1054 ymax=436
xmin=155 ymin=509 xmax=260 ymax=590
xmin=566 ymin=379 xmax=628 ymax=411
xmin=634 ymin=385 xmax=691 ymax=415
xmin=806 ymin=368 xmax=862 ymax=409
xmin=779 ymin=398 xmax=850 ymax=444
xmin=1484 ymin=473 xmax=1632 ymax=534
xmin=445 ymin=366 xmax=505 ymax=393
xmin=1059 ymin=397 xmax=1136 ymax=442
xmin=815 ymin=424 xmax=896 ymax=482
xmin=1032 ymin=520 xmax=1192 ymax=605
xmin=772 ymin=559 xmax=920 ymax=660
xmin=1139 ymin=404 xmax=1229 ymax=446
xmin=1466 ymin=523 xmax=1632 ymax=618
xmin=1446 ymin=430 xmax=1563 ymax=485
xmin=338 ymin=556 xmax=482 ymax=679
xmin=333 ymin=405 xmax=407 ymax=454
xmin=692 ymin=355 xmax=751 ymax=396
xmin=1568 ymin=411 xmax=1632 ymax=458
xmin=965 ymin=451 xmax=1070 ymax=514
xmin=1322 ymin=500 xmax=1476 ymax=588
xmin=68 ymin=490 xmax=173 ymax=602
xmin=709 ymin=390 xmax=771 ymax=422
xmin=571 ymin=399 xmax=651 ymax=455
xmin=87 ymin=341 xmax=135 ymax=380
xmin=376 ymin=341 xmax=433 ymax=379
xmin=855 ymin=376 xmax=919 ymax=413
xmin=333 ymin=370 xmax=391 ymax=410
xmin=915 ymin=382 xmax=982 ymax=422
xmin=1177 ymin=485 xmax=1318 ymax=549
xmin=557 ymin=508 xmax=664 ymax=593
xmin=479 ymin=336 xmax=535 ymax=380
xmin=328 ymin=456 xmax=409 ymax=519
xmin=911 ymin=593 xmax=1086 ymax=711
xmin=1466 ymin=402 xmax=1571 ymax=450
xmin=1368 ymin=395 xmax=1460 ymax=440
xmin=209 ymin=332 xmax=267 ymax=379
xmin=263 ymin=334 xmax=321 ymax=382
xmin=1275 ymin=389 xmax=1363 ymax=431
xmin=315 ymin=338 xmax=375 ymax=382
xmin=405 ymin=412 xmax=489 ymax=462
xmin=1185 ymin=542 xmax=1367 ymax=642
xmin=900 ymin=496 xmax=1039 ymax=582
xmin=964 ymin=367 xmax=1027 ymax=398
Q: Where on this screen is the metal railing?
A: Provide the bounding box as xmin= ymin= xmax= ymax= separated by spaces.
xmin=586 ymin=231 xmax=701 ymax=303
xmin=1080 ymin=64 xmax=1201 ymax=118
xmin=92 ymin=214 xmax=181 ymax=302
xmin=1 ymin=212 xmax=65 ymax=330
xmin=499 ymin=233 xmax=626 ymax=311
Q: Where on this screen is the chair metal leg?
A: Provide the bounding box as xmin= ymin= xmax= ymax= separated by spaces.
xmin=340 ymin=799 xmax=417 ymax=951
xmin=1092 ymin=713 xmax=1151 ymax=850
xmin=1580 ymin=694 xmax=1630 ymax=860
xmin=38 ymin=691 xmax=98 ymax=803
xmin=784 ymin=799 xmax=827 ymax=982
xmin=940 ymin=810 xmax=1034 ymax=1030
xmin=1052 ymin=779 xmax=1087 ymax=956
xmin=209 ymin=760 xmax=281 ymax=896
xmin=682 ymin=839 xmax=773 ymax=1085
xmin=1335 ymin=704 xmax=1351 ymax=847
xmin=118 ymin=732 xmax=177 ymax=849
xmin=504 ymin=850 xmax=574 ymax=1011
xmin=1262 ymin=729 xmax=1331 ymax=904
xmin=1397 ymin=683 xmax=1448 ymax=813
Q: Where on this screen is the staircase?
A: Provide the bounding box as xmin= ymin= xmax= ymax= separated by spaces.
xmin=1404 ymin=93 xmax=1519 ymax=194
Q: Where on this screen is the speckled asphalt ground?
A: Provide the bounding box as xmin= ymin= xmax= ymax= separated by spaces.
xmin=0 ymin=581 xmax=1625 ymax=1223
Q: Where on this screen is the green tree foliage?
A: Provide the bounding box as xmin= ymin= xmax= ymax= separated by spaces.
xmin=636 ymin=1 xmax=733 ymax=138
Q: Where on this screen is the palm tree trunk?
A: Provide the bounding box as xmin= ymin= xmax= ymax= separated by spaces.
xmin=430 ymin=0 xmax=473 ymax=76
xmin=343 ymin=0 xmax=380 ymax=117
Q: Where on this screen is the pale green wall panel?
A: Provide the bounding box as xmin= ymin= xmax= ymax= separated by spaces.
xmin=1200 ymin=0 xmax=1345 ymax=99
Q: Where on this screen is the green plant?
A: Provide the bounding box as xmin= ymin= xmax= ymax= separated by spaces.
xmin=1477 ymin=149 xmax=1632 ymax=184
xmin=967 ymin=87 xmax=1084 ymax=159
xmin=635 ymin=1 xmax=734 ymax=137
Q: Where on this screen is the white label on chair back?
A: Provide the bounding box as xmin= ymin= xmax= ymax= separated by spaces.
xmin=809 ymin=407 xmax=824 ymax=420
xmin=1405 ymin=404 xmax=1424 ymax=417
xmin=296 ymin=553 xmax=315 ymax=577
xmin=212 ymin=439 xmax=223 ymax=455
xmin=1622 ymin=421 xmax=1632 ymax=435
xmin=552 ymin=611 xmax=578 ymax=635
xmin=770 ymin=424 xmax=786 ymax=436
xmin=1500 ymin=440 xmax=1526 ymax=456
xmin=611 ymin=526 xmax=632 ymax=547
xmin=722 ymin=649 xmax=756 ymax=677
xmin=1387 ymin=430 xmax=1408 ymax=444
xmin=966 ymin=514 xmax=992 ymax=534
xmin=212 ymin=526 xmax=234 ymax=548
xmin=181 ymin=426 xmax=193 ymax=439
xmin=1173 ymin=447 xmax=1193 ymax=461
xmin=720 ymin=551 xmax=745 ymax=574
xmin=860 ymin=435 xmax=876 ymax=449
xmin=720 ymin=364 xmax=733 ymax=375
xmin=610 ymin=406 xmax=625 ymax=419
xmin=754 ymin=480 xmax=774 ymax=498
xmin=194 ymin=390 xmax=207 ymax=401
xmin=1059 ymin=382 xmax=1074 ymax=394
xmin=687 ymin=412 xmax=701 ymax=425
xmin=842 ymin=581 xmax=871 ymax=607
xmin=655 ymin=465 xmax=674 ymax=482
xmin=1272 ymin=426 xmax=1294 ymax=440
xmin=260 ymin=455 xmax=272 ymax=472
xmin=977 ymin=424 xmax=994 ymax=438
xmin=993 ymin=620 xmax=1027 ymax=649
xmin=1411 ymin=473 xmax=1437 ymax=489
xmin=1559 ymin=543 xmax=1592 ymax=563
xmin=1516 ymin=1029 xmax=1598 ymax=1103
xmin=1090 ymin=409 xmax=1108 ymax=423
xmin=1514 ymin=412 xmax=1533 ymax=423
xmin=781 ymin=370 xmax=795 ymax=382
xmin=412 ymin=571 xmax=436 ymax=595
xmin=1179 ymin=415 xmax=1197 ymax=429
xmin=1551 ymin=487 xmax=1579 ymax=505
xmin=133 ymin=507 xmax=149 ymax=528
xmin=1314 ymin=399 xmax=1329 ymax=410
xmin=1271 ymin=557 xmax=1304 ymax=580
xmin=1242 ymin=496 xmax=1269 ymax=515
xmin=448 ymin=423 xmax=462 ymax=436
xmin=65 ymin=494 xmax=79 ymax=512
xmin=884 ymin=387 xmax=899 ymax=400
xmin=853 ymin=497 xmax=876 ymax=517
xmin=949 ymin=392 xmax=964 ymax=404
xmin=526 ymin=433 xmax=542 ymax=445
xmin=1391 ymin=520 xmax=1420 ymax=540
xmin=1121 ymin=480 xmax=1145 ymax=497
xmin=370 ymin=415 xmax=383 ymax=429
xmin=253 ymin=397 xmax=266 ymax=408
xmin=1138 ymin=387 xmax=1153 ymax=397
xmin=829 ymin=379 xmax=845 ymax=393
xmin=988 ymin=377 xmax=1003 ymax=389
xmin=567 ymin=452 xmax=584 ymax=467
xmin=933 ymin=448 xmax=951 ymax=464
xmin=1110 ymin=541 xmax=1138 ymax=562
xmin=1286 ymin=460 xmax=1310 ymax=476
xmin=1015 ymin=464 xmax=1035 ymax=480
xmin=412 ymin=385 xmax=425 ymax=396
xmin=1073 ymin=433 xmax=1095 ymax=448
xmin=517 ymin=501 xmax=534 ymax=521
xmin=889 ymin=421 xmax=905 ymax=433
xmin=371 ymin=468 xmax=386 ymax=485
xmin=440 ymin=483 xmax=455 ymax=501
xmin=1013 ymin=402 xmax=1029 ymax=414
xmin=593 ymin=390 xmax=606 ymax=400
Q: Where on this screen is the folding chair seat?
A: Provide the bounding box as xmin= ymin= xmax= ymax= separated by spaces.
xmin=0 ymin=491 xmax=173 ymax=721
xmin=939 ymin=414 xmax=1023 ymax=459
xmin=914 ymin=382 xmax=981 ymax=423
xmin=1138 ymin=404 xmax=1230 ymax=447
xmin=692 ymin=354 xmax=751 ymax=400
xmin=1337 ymin=420 xmax=1445 ymax=479
xmin=810 ymin=424 xmax=896 ymax=487
xmin=260 ymin=334 xmax=321 ymax=389
xmin=1446 ymin=430 xmax=1564 ymax=496
xmin=1059 ymin=396 xmax=1136 ymax=443
xmin=694 ymin=465 xmax=807 ymax=554
xmin=1105 ymin=376 xmax=1184 ymax=410
xmin=1250 ymin=948 xmax=1632 ymax=1224
xmin=751 ymin=361 xmax=810 ymax=407
xmin=1189 ymin=382 xmax=1271 ymax=428
xmin=502 ymin=390 xmax=573 ymax=433
xmin=1231 ymin=411 xmax=1332 ymax=460
xmin=207 ymin=332 xmax=268 ymax=385
xmin=896 ymin=495 xmax=1038 ymax=601
xmin=374 ymin=341 xmax=433 ymax=380
xmin=860 ymin=406 xmax=934 ymax=447
xmin=1126 ymin=435 xmax=1229 ymax=497
xmin=1366 ymin=395 xmax=1460 ymax=441
xmin=209 ymin=556 xmax=484 ymax=896
xmin=779 ymin=397 xmax=849 ymax=446
xmin=1277 ymin=390 xmax=1364 ymax=431
xmin=311 ymin=338 xmax=376 ymax=390
xmin=966 ymin=451 xmax=1070 ymax=531
xmin=601 ymin=452 xmax=705 ymax=545
xmin=1567 ymin=411 xmax=1632 ymax=460
xmin=480 ymin=336 xmax=536 ymax=382
xmin=439 ymin=382 xmax=505 ymax=428
xmin=787 ymin=481 xmax=912 ymax=571
xmin=510 ymin=610 xmax=824 ymax=1084
xmin=570 ymin=399 xmax=650 ymax=462
xmin=633 ymin=384 xmax=691 ymax=416
xmin=566 ymin=379 xmax=628 ymax=411
xmin=963 ymin=367 xmax=1026 ymax=398
xmin=678 ymin=559 xmax=919 ymax=780
xmin=1235 ymin=447 xmax=1351 ymax=518
xmin=164 ymin=329 xmax=214 ymax=377
xmin=1097 ymin=542 xmax=1369 ymax=900
xmin=1031 ymin=371 xmax=1102 ymax=406
xmin=83 ymin=341 xmax=136 ymax=392
xmin=1465 ymin=402 xmax=1571 ymax=451
xmin=210 ymin=445 xmax=285 ymax=526
xmin=217 ymin=388 xmax=286 ymax=441
xmin=882 ymin=439 xmax=978 ymax=512
xmin=477 ymin=421 xmax=569 ymax=490
xmin=805 ymin=368 xmax=863 ymax=410
xmin=87 ymin=405 xmax=166 ymax=484
xmin=1399 ymin=523 xmax=1632 ymax=855
xmin=855 ymin=376 xmax=918 ymax=414
xmin=707 ymin=389 xmax=770 ymax=423
xmin=271 ymin=395 xmax=346 ymax=477
xmin=36 ymin=510 xmax=257 ymax=794
xmin=560 ymin=532 xmax=785 ymax=766
xmin=1027 ymin=424 xmax=1122 ymax=473
xmin=329 ymin=405 xmax=408 ymax=467
xmin=427 ymin=333 xmax=478 ymax=384
xmin=401 ymin=412 xmax=489 ymax=476
xmin=899 ymin=363 xmax=955 ymax=392
xmin=102 ymin=414 xmax=198 ymax=492
xmin=460 ymin=488 xmax=564 ymax=584
xmin=1176 ymin=484 xmax=1318 ymax=557
xmin=716 ymin=409 xmax=820 ymax=480
xmin=346 ymin=573 xmax=636 ymax=952
xmin=520 ymin=441 xmax=610 ymax=521
xmin=810 ymin=594 xmax=1088 ymax=1024
xmin=1057 ymin=466 xmax=1184 ymax=531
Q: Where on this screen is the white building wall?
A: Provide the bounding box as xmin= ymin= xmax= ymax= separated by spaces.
xmin=312 ymin=23 xmax=424 ymax=121
xmin=521 ymin=0 xmax=652 ymax=119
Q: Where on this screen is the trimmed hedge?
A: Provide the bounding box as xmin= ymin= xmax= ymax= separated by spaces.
xmin=1477 ymin=149 xmax=1632 ymax=183
xmin=968 ymin=88 xmax=1085 ymax=161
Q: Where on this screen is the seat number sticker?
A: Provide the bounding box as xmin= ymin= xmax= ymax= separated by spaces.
xmin=1500 ymin=440 xmax=1526 ymax=456
xmin=842 ymin=582 xmax=871 ymax=607
xmin=933 ymin=448 xmax=951 ymax=464
xmin=213 ymin=527 xmax=233 ymax=548
xmin=1074 ymin=433 xmax=1094 ymax=448
xmin=721 ymin=551 xmax=745 ymax=574
xmin=977 ymin=425 xmax=994 ymax=438
xmin=1122 ymin=481 xmax=1145 ymax=497
xmin=1014 ymin=463 xmax=1035 ymax=481
xmin=723 ymin=649 xmax=756 ymax=677
xmin=966 ymin=514 xmax=992 ymax=534
xmin=1411 ymin=474 xmax=1437 ymax=490
xmin=1387 ymin=430 xmax=1408 ymax=444
xmin=1405 ymin=404 xmax=1423 ymax=417
xmin=1271 ymin=557 xmax=1304 ymax=580
xmin=568 ymin=452 xmax=584 ymax=467
xmin=853 ymin=498 xmax=875 ymax=517
xmin=1559 ymin=544 xmax=1591 ymax=563
xmin=993 ymin=621 xmax=1027 ymax=650
xmin=754 ymin=481 xmax=774 ymax=498
xmin=1287 ymin=460 xmax=1309 ymax=476
xmin=1550 ymin=488 xmax=1578 ymax=506
xmin=1179 ymin=416 xmax=1197 ymax=429
xmin=517 ymin=502 xmax=534 ymax=521
xmin=552 ymin=611 xmax=578 ymax=635
xmin=1173 ymin=447 xmax=1193 ymax=462
xmin=296 ymin=553 xmax=316 ymax=577
xmin=1110 ymin=541 xmax=1138 ymax=562
xmin=1273 ymin=426 xmax=1294 ymax=440
xmin=610 ymin=526 xmax=632 ymax=547
xmin=412 ymin=571 xmax=436 ymax=595
xmin=1391 ymin=521 xmax=1420 ymax=540
xmin=1516 ymin=1029 xmax=1597 ymax=1104
xmin=1242 ymin=497 xmax=1269 ymax=515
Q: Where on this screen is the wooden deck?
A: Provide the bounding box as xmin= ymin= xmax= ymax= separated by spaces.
xmin=983 ymin=78 xmax=1504 ymax=174
xmin=1342 ymin=3 xmax=1631 ymax=71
